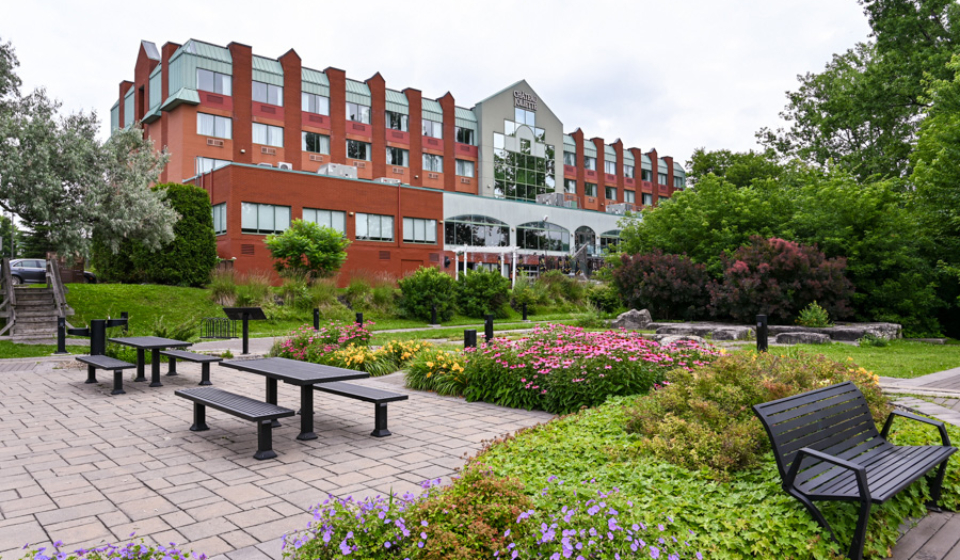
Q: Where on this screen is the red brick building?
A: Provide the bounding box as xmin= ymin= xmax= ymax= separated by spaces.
xmin=111 ymin=39 xmax=685 ymax=283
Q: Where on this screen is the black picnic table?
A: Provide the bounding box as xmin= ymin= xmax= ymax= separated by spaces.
xmin=218 ymin=357 xmax=369 ymax=440
xmin=108 ymin=336 xmax=192 ymax=388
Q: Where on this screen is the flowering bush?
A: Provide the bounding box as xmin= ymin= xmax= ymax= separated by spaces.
xmin=405 ymin=349 xmax=467 ymax=396
xmin=274 ymin=321 xmax=373 ymax=363
xmin=461 ymin=324 xmax=720 ymax=414
xmin=18 ymin=539 xmax=204 ymax=560
xmin=613 ymin=250 xmax=712 ymax=320
xmin=281 ymin=466 xmax=700 ymax=560
xmin=378 ymin=340 xmax=433 ymax=368
xmin=625 ymin=350 xmax=889 ymax=478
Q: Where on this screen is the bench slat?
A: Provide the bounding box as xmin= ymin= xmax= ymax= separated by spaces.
xmin=313 ymin=382 xmax=409 ymax=404
xmin=160 ymin=350 xmax=223 ymax=363
xmin=76 ymin=355 xmax=137 ymax=370
xmin=755 ymin=382 xmax=861 ymax=418
xmin=175 ymin=388 xmax=294 ymax=422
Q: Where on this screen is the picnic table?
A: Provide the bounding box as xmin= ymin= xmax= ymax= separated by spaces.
xmin=218 ymin=357 xmax=369 ymax=440
xmin=108 ymin=336 xmax=192 ymax=387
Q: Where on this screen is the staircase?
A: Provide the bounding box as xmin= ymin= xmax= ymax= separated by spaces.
xmin=0 ymin=258 xmax=74 ymax=342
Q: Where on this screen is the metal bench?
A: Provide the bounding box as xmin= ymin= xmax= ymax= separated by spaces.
xmin=312 ymin=382 xmax=408 ymax=437
xmin=175 ymin=387 xmax=295 ymax=460
xmin=753 ymin=381 xmax=956 ymax=560
xmin=76 ymin=355 xmax=137 ymax=395
xmin=160 ymin=349 xmax=221 ymax=385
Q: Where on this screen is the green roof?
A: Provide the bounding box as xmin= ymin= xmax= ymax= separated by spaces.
xmin=179 ymin=39 xmax=232 ymax=63
xmin=161 ymin=88 xmax=201 ymax=111
xmin=345 ymin=79 xmax=370 ymax=96
xmin=302 ymin=67 xmax=329 ymax=85
xmin=454 ymin=106 xmax=475 ymax=122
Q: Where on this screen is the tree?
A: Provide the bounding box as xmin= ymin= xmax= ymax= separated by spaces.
xmin=686 ymin=148 xmax=783 ymax=188
xmin=264 ymin=220 xmax=351 ymax=279
xmin=0 ymin=38 xmax=176 ymax=257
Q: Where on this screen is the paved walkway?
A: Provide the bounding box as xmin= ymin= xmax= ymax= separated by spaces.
xmin=0 ymin=358 xmax=552 ymax=558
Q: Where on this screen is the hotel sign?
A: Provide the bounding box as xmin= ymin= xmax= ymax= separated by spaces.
xmin=514 ymin=90 xmax=538 ymax=111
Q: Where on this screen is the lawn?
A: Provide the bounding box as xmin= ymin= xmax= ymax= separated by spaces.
xmin=0 ymin=341 xmax=86 ymax=359
xmin=768 ymin=339 xmax=960 ymax=378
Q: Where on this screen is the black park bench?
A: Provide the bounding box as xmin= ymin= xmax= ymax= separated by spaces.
xmin=753 ymin=381 xmax=957 ymax=560
xmin=76 ymin=355 xmax=137 ymax=395
xmin=312 ymin=382 xmax=408 ymax=437
xmin=160 ymin=349 xmax=221 ymax=386
xmin=175 ymin=387 xmax=295 ymax=460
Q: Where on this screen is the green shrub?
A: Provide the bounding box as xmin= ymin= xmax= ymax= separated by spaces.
xmin=151 ymin=315 xmax=197 ymax=342
xmin=456 ymin=269 xmax=511 ymax=319
xmin=398 ymin=266 xmax=456 ymax=322
xmin=859 ymin=333 xmax=891 ymax=348
xmin=586 ymin=282 xmax=622 ymax=313
xmin=234 ymin=271 xmax=271 ymax=307
xmin=91 ymin=183 xmax=218 ymax=287
xmin=536 ymin=270 xmax=585 ymax=305
xmin=264 ymin=219 xmax=350 ymax=279
xmin=209 ymin=269 xmax=237 ymax=305
xmin=343 ymin=276 xmax=372 ymax=308
xmin=797 ymin=300 xmax=833 ymax=327
xmin=625 ymin=351 xmax=888 ymax=478
xmin=509 ymin=272 xmax=544 ymax=314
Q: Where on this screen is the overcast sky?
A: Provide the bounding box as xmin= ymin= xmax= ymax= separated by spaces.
xmin=1 ymin=0 xmax=872 ymax=165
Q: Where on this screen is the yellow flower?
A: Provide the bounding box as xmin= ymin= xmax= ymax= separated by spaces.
xmin=427 ymin=361 xmax=434 ymax=368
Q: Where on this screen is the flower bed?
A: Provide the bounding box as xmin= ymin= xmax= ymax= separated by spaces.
xmin=19 ymin=540 xmax=204 ymax=560
xmin=412 ymin=324 xmax=720 ymax=414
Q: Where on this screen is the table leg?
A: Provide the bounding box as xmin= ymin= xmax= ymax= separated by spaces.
xmin=266 ymin=378 xmax=280 ymax=427
xmin=297 ymin=385 xmax=317 ymax=441
xmin=167 ymin=357 xmax=178 ymax=376
xmin=134 ymin=349 xmax=146 ymax=382
xmin=150 ymin=348 xmax=162 ymax=387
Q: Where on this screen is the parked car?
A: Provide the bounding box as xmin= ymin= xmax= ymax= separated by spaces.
xmin=9 ymin=259 xmax=97 ymax=285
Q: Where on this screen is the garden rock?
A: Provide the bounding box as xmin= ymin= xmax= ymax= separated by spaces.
xmin=658 ymin=334 xmax=708 ymax=346
xmin=768 ymin=322 xmax=901 ymax=341
xmin=612 ymin=309 xmax=652 ymax=330
xmin=654 ymin=323 xmax=754 ymax=340
xmin=775 ymin=332 xmax=831 ymax=345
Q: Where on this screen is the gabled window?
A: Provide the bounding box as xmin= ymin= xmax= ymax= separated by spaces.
xmin=346 ymin=102 xmax=371 ymax=124
xmin=455 ymin=127 xmax=475 ymax=145
xmin=386 ymin=111 xmax=408 ymax=131
xmin=422 ymin=119 xmax=442 ymax=139
xmin=584 ymin=156 xmax=596 ymax=171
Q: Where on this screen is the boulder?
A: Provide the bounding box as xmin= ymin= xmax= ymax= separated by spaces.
xmin=775 ymin=332 xmax=831 ymax=345
xmin=768 ymin=322 xmax=901 ymax=341
xmin=658 ymin=334 xmax=708 ymax=346
xmin=655 ymin=324 xmax=754 ymax=340
xmin=612 ymin=309 xmax=653 ymax=330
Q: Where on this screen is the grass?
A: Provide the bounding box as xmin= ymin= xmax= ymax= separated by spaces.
xmin=765 ymin=339 xmax=960 ymax=379
xmin=66 ymin=283 xmax=225 ymax=335
xmin=0 ymin=341 xmax=86 ymax=359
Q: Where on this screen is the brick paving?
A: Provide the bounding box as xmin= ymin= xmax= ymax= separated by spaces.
xmin=0 ymin=358 xmax=552 ymax=558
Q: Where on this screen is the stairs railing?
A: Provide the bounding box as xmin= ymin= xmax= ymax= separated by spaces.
xmin=0 ymin=258 xmax=16 ymax=336
xmin=45 ymin=259 xmax=72 ymax=328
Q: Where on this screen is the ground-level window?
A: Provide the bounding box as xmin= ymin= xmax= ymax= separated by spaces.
xmin=347 ymin=140 xmax=371 ymax=161
xmin=600 ymin=229 xmax=621 ymax=252
xmin=517 ymin=221 xmax=570 ymax=252
xmin=403 ymin=217 xmax=437 ymax=244
xmin=302 ymin=132 xmax=330 ymax=154
xmin=355 ymin=213 xmax=394 ymax=241
xmin=241 ymin=203 xmax=290 ymax=234
xmin=444 ymin=215 xmax=509 ymax=247
xmin=212 ymin=203 xmax=226 ymax=235
xmin=455 ymin=159 xmax=474 ymax=177
xmin=302 ymin=208 xmax=346 ymax=235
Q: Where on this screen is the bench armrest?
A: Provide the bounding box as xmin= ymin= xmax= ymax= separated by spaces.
xmin=785 ymin=447 xmax=871 ymax=502
xmin=881 ymin=409 xmax=951 ymax=446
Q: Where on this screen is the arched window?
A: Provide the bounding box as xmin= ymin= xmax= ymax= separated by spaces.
xmin=599 ymin=229 xmax=621 ymax=252
xmin=575 ymin=226 xmax=597 ymax=256
xmin=444 ymin=215 xmax=509 ymax=247
xmin=517 ymin=221 xmax=570 ymax=252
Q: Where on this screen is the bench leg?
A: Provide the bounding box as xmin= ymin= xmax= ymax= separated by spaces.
xmin=134 ymin=348 xmax=146 ymax=382
xmin=255 ymin=419 xmax=278 ymax=460
xmin=847 ymin=498 xmax=871 ymax=560
xmin=371 ymin=402 xmax=391 ymax=437
xmin=190 ymin=403 xmax=209 ymax=432
xmin=167 ymin=357 xmax=178 ymax=376
xmin=111 ymin=370 xmax=125 ymax=395
xmin=927 ymin=460 xmax=949 ymax=512
xmin=266 ymin=378 xmax=280 ymax=428
xmin=200 ymin=363 xmax=212 ymax=386
xmin=85 ymin=365 xmax=97 ymax=384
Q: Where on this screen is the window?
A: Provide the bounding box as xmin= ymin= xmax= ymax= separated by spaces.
xmin=624 ymin=190 xmax=635 ymax=204
xmin=197 ymin=113 xmax=232 ymax=139
xmin=624 ymin=165 xmax=635 ymax=179
xmin=241 ymin=202 xmax=290 ymax=234
xmin=517 ymin=221 xmax=570 ymax=252
xmin=585 ymin=182 xmax=598 ymax=197
xmin=422 ymin=119 xmax=442 ymax=139
xmin=387 ymin=147 xmax=409 ymax=167
xmin=584 ymin=156 xmax=596 ymax=171
xmin=423 ymin=153 xmax=443 ymax=172
xmin=643 ymin=193 xmax=653 ymax=206
xmin=575 ymin=226 xmax=597 ymax=256
xmin=456 ymin=159 xmax=474 ymax=177
xmin=455 ymin=127 xmax=475 ymax=145
xmin=197 ymin=69 xmax=231 ymax=95
xmin=302 ymin=208 xmax=346 ymax=234
xmin=604 ymin=161 xmax=617 ymax=174
xmin=355 ymin=213 xmax=394 ymax=241
xmin=347 ymin=140 xmax=371 ymax=161
xmin=563 ymin=151 xmax=576 ymax=166
xmin=212 ymin=203 xmax=226 ymax=235
xmin=346 ymin=102 xmax=371 ymax=124
xmin=444 ymin=215 xmax=509 ymax=247
xmin=674 ymin=176 xmax=685 ymax=188
xmin=196 ymin=157 xmax=229 ymax=175
xmin=564 ymin=179 xmax=577 ymax=194
xmin=253 ymin=123 xmax=283 ymax=147
xmin=302 ymin=132 xmax=330 ymax=154
xmin=302 ymin=92 xmax=329 ymax=115
xmin=606 ymin=186 xmax=617 ymax=201
xmin=403 ymin=217 xmax=437 ymax=244
xmin=514 ymin=108 xmax=535 ymax=127
xmin=659 ymin=172 xmax=668 ymax=185
xmin=641 ymin=169 xmax=653 ymax=182
xmin=600 ymin=230 xmax=621 ymax=252
xmin=493 ymin=119 xmax=555 ymax=202
xmin=386 ymin=111 xmax=408 ymax=131
xmin=252 ymin=81 xmax=283 ymax=106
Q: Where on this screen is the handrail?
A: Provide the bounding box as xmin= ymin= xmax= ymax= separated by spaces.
xmin=0 ymin=258 xmax=15 ymax=336
xmin=46 ymin=259 xmax=69 ymax=319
